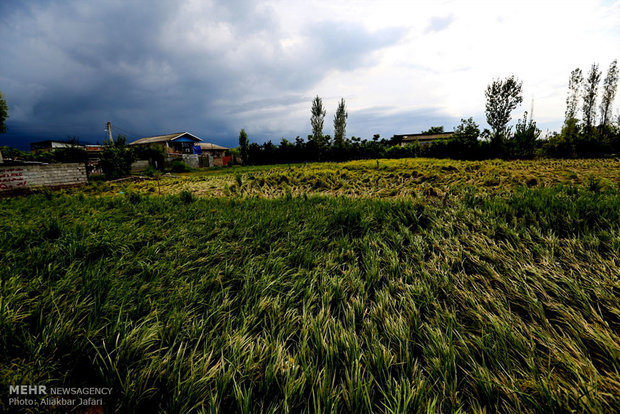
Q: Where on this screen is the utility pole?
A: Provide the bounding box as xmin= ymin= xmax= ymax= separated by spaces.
xmin=107 ymin=122 xmax=114 ymax=144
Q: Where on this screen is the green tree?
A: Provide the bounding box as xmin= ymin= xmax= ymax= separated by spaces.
xmin=0 ymin=91 xmax=8 ymax=134
xmin=421 ymin=126 xmax=444 ymax=135
xmin=600 ymin=59 xmax=618 ymax=127
xmin=453 ymin=118 xmax=480 ymax=146
xmin=485 ymin=75 xmax=523 ymax=145
xmin=333 ymin=98 xmax=348 ymax=147
xmin=582 ymin=63 xmax=601 ymax=131
xmin=238 ymin=128 xmax=249 ymax=165
xmin=0 ymin=91 xmax=7 ymax=162
xmin=511 ymin=112 xmax=540 ymax=158
xmin=565 ymin=68 xmax=583 ymax=125
xmin=558 ymin=68 xmax=585 ymax=156
xmin=99 ymin=135 xmax=136 ymax=179
xmin=310 ymin=95 xmax=328 ymax=154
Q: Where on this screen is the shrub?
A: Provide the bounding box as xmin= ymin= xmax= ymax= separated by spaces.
xmin=99 ymin=137 xmax=136 ymax=179
xmin=171 ymin=160 xmax=192 ymax=173
xmin=133 ymin=145 xmax=165 ymax=170
xmin=142 ymin=166 xmax=158 ymax=177
xmin=52 ymin=146 xmax=89 ymax=163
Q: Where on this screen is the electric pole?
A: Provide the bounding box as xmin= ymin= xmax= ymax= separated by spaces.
xmin=107 ymin=122 xmax=114 ymax=144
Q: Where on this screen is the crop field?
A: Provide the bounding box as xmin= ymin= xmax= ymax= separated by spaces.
xmin=1 ymin=158 xmax=619 ymax=413
xmin=85 ymin=157 xmax=620 ymax=200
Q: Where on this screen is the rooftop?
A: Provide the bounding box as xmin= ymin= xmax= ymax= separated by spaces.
xmin=198 ymin=142 xmax=228 ymax=151
xmin=394 ymin=132 xmax=455 ymax=142
xmin=129 ymin=132 xmax=203 ymax=145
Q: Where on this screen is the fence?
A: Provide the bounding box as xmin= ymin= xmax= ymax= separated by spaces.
xmin=0 ymin=163 xmax=88 ymax=194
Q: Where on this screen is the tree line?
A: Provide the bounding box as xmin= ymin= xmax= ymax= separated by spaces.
xmin=239 ymin=60 xmax=619 ymax=165
xmin=1 ymin=60 xmax=618 ymax=169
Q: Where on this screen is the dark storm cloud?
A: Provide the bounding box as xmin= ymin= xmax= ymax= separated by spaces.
xmin=0 ymin=0 xmax=407 ymax=149
xmin=220 ymin=95 xmax=310 ymax=115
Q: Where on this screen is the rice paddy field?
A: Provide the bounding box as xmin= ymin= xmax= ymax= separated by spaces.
xmin=1 ymin=157 xmax=619 ymax=413
xmin=89 ymin=157 xmax=620 ymax=199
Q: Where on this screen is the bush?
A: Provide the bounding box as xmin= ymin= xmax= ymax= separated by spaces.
xmin=170 ymin=160 xmax=192 ymax=173
xmin=99 ymin=136 xmax=136 ymax=179
xmin=142 ymin=166 xmax=158 ymax=177
xmin=133 ymin=145 xmax=165 ymax=170
xmin=52 ymin=146 xmax=89 ymax=163
xmin=1 ymin=145 xmax=88 ymax=164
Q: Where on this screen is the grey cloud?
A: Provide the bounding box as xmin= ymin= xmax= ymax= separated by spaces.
xmin=349 ymin=106 xmax=460 ymax=138
xmin=309 ymin=22 xmax=406 ymax=71
xmin=425 ymin=15 xmax=454 ymax=33
xmin=209 ymin=0 xmax=278 ymax=33
xmin=220 ymin=95 xmax=310 ymax=115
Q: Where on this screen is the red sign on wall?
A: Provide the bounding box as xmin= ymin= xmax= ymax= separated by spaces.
xmin=0 ymin=168 xmax=27 ymax=191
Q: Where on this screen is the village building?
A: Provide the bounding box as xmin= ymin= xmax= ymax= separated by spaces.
xmin=84 ymin=144 xmax=105 ymax=174
xmin=394 ymin=132 xmax=454 ymax=146
xmin=198 ymin=142 xmax=230 ymax=167
xmin=30 ymin=140 xmax=80 ymax=152
xmin=129 ymin=132 xmax=230 ymax=167
xmin=129 ymin=132 xmax=203 ymax=155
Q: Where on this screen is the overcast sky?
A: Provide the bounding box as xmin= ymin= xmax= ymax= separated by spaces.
xmin=1 ymin=0 xmax=619 ymax=149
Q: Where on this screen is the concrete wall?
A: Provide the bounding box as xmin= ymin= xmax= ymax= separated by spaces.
xmin=199 ymin=154 xmax=213 ymax=168
xmin=0 ymin=163 xmax=87 ymax=193
xmin=164 ymin=154 xmax=200 ymax=169
xmin=131 ymin=160 xmax=150 ymax=173
xmin=181 ymin=154 xmax=200 ymax=169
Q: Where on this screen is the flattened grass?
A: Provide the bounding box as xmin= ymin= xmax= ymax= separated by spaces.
xmin=89 ymin=158 xmax=620 ymax=200
xmin=1 ymin=180 xmax=619 ymax=412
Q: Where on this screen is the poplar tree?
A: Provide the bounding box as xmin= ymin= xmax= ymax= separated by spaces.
xmin=600 ymin=60 xmax=618 ymax=127
xmin=238 ymin=128 xmax=249 ymax=165
xmin=0 ymin=91 xmax=7 ymax=162
xmin=564 ymin=68 xmax=583 ymax=124
xmin=582 ymin=63 xmax=601 ymax=131
xmin=333 ymin=98 xmax=348 ymax=147
xmin=0 ymin=91 xmax=8 ymax=134
xmin=310 ymin=95 xmax=327 ymax=149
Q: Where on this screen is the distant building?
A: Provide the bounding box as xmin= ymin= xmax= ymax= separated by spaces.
xmin=129 ymin=132 xmax=203 ymax=155
xmin=84 ymin=145 xmax=105 ymax=174
xmin=129 ymin=132 xmax=229 ymax=167
xmin=84 ymin=144 xmax=104 ymax=154
xmin=394 ymin=132 xmax=454 ymax=147
xmin=198 ymin=142 xmax=230 ymax=167
xmin=30 ymin=140 xmax=80 ymax=152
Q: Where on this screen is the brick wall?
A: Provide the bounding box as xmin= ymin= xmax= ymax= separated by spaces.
xmin=0 ymin=163 xmax=87 ymax=193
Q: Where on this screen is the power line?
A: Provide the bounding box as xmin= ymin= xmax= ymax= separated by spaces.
xmin=110 ymin=124 xmax=140 ymax=139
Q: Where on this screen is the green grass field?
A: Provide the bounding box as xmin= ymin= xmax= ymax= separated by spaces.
xmin=1 ymin=158 xmax=619 ymax=413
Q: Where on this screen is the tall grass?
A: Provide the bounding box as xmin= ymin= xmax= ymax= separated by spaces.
xmin=0 ymin=182 xmax=619 ymax=412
